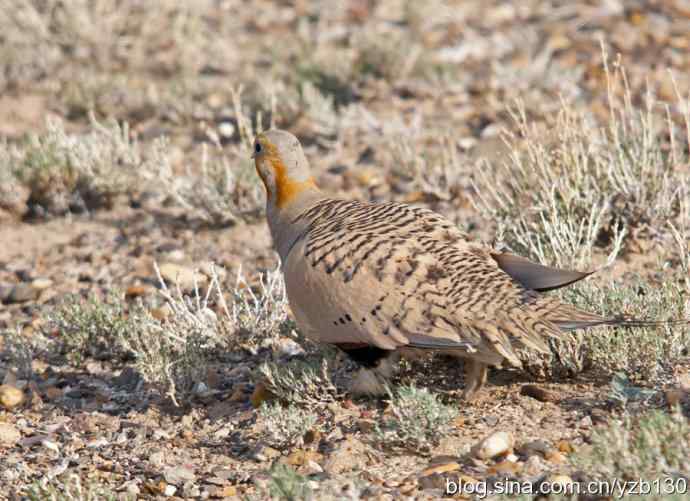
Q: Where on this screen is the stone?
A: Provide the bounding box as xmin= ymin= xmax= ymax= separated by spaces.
xmin=555 ymin=440 xmax=574 ymax=454
xmin=164 ymin=465 xmax=196 ymax=485
xmin=125 ymin=285 xmax=149 ymax=299
xmin=323 ymin=437 xmax=368 ymax=475
xmin=546 ymin=474 xmax=575 ymax=489
xmin=520 ymin=384 xmax=557 ymax=402
xmin=0 ymin=385 xmax=24 ymax=409
xmin=419 ymin=461 xmax=460 ymax=477
xmin=158 ymin=263 xmax=207 ymax=291
xmin=0 ymin=283 xmax=13 ymax=303
xmin=30 ymin=278 xmax=53 ymax=291
xmin=517 ymin=439 xmax=553 ymax=458
xmin=471 ymin=431 xmax=514 ymax=460
xmin=7 ymin=283 xmax=38 ymax=303
xmin=0 ymin=423 xmax=20 ymax=447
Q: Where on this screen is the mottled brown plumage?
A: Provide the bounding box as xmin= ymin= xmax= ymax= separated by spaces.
xmin=252 ymin=129 xmax=676 ymax=399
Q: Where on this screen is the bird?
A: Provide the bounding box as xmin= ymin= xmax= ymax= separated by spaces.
xmin=252 ymin=128 xmax=683 ymax=399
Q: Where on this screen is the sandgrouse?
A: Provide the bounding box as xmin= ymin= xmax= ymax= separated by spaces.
xmin=253 ymin=129 xmax=681 ymax=399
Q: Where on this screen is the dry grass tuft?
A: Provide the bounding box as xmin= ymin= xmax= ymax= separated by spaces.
xmin=257 ymin=402 xmax=321 ymax=450
xmin=375 ymin=385 xmax=458 ymax=454
xmin=7 ymin=116 xmax=154 ymax=217
xmin=576 ymin=409 xmax=690 ymax=490
xmin=259 ymin=356 xmax=341 ymax=407
xmin=474 ymin=58 xmax=690 ymax=269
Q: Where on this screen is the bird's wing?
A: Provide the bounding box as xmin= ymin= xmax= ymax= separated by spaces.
xmin=283 ymin=198 xmax=605 ymax=366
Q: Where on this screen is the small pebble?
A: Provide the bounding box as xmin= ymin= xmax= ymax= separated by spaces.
xmin=521 ymin=384 xmax=557 ymax=402
xmin=7 ymin=283 xmax=37 ymax=303
xmin=0 ymin=422 xmax=21 ymax=447
xmin=0 ymin=384 xmax=24 ymax=409
xmin=472 ymin=430 xmax=514 ymax=460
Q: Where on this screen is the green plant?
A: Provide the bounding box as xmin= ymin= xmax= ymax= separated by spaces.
xmin=576 ymin=409 xmax=690 ymax=485
xmin=473 ymin=59 xmax=689 ymax=269
xmin=375 ymin=385 xmax=458 ymax=453
xmin=25 ymin=473 xmax=130 ymax=501
xmin=257 ymin=402 xmax=320 ymax=450
xmin=266 ymin=463 xmax=313 ymax=501
xmin=259 ymin=356 xmax=341 ymax=406
xmin=48 ymin=291 xmax=132 ymax=365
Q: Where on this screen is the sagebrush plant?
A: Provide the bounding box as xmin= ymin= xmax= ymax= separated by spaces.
xmin=10 ymin=116 xmax=155 ymax=217
xmin=265 ymin=463 xmax=313 ymax=501
xmin=0 ymin=327 xmax=34 ymax=381
xmin=151 ymin=86 xmax=266 ymax=226
xmin=259 ymin=357 xmax=341 ymax=407
xmin=257 ymin=402 xmax=320 ymax=450
xmin=231 ymin=263 xmax=290 ymax=349
xmin=48 ymin=291 xmax=133 ymax=366
xmin=576 ymin=410 xmax=690 ymax=485
xmin=521 ymin=276 xmax=689 ymax=382
xmin=473 ymin=57 xmax=690 ymax=269
xmin=563 ymin=277 xmax=689 ymax=383
xmin=118 ymin=264 xmax=235 ymax=405
xmin=45 ymin=261 xmax=294 ymax=404
xmin=375 ymin=385 xmax=458 ymax=453
xmin=25 ymin=473 xmax=129 ymax=501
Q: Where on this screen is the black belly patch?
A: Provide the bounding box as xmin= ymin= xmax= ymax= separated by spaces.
xmin=337 ymin=345 xmax=389 ymax=367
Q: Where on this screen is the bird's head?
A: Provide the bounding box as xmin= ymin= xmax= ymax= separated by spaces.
xmin=253 ymin=129 xmax=318 ymax=209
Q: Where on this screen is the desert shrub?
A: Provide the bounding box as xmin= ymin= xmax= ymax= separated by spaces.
xmin=265 ymin=463 xmax=313 ymax=500
xmin=259 ymin=357 xmax=341 ymax=407
xmin=565 ymin=278 xmax=688 ymax=383
xmin=257 ymin=402 xmax=320 ymax=451
xmin=10 ymin=116 xmax=155 ymax=217
xmin=25 ymin=473 xmax=129 ymax=501
xmin=230 ymin=263 xmax=291 ymax=349
xmin=474 ymin=60 xmax=689 ymax=269
xmin=576 ymin=409 xmax=690 ymax=494
xmin=48 ymin=291 xmax=133 ymax=365
xmin=521 ymin=276 xmax=689 ymax=382
xmin=151 ymin=87 xmax=266 ymax=226
xmin=375 ymin=385 xmax=458 ymax=454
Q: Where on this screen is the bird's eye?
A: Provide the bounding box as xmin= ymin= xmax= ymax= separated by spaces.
xmin=254 ymin=142 xmax=262 ymax=154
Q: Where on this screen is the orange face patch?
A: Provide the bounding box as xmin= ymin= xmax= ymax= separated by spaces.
xmin=256 ymin=137 xmax=316 ymax=209
xmin=271 ymin=157 xmax=316 ymax=208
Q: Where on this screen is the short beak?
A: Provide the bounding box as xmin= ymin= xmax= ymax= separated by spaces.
xmin=250 ymin=152 xmax=256 ymax=159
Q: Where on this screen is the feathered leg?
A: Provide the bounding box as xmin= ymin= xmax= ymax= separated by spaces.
xmin=462 ymin=359 xmax=488 ymax=400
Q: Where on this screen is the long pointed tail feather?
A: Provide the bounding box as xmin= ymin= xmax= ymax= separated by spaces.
xmin=555 ymin=316 xmax=690 ymax=332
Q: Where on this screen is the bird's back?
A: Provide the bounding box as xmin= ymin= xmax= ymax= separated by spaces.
xmin=280 ymin=197 xmax=599 ymax=366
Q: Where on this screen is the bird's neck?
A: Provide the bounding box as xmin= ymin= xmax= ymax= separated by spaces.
xmin=266 ymin=185 xmax=326 ymax=262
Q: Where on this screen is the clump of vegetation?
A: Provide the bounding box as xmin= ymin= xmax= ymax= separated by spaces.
xmin=152 ymin=87 xmax=266 ymax=226
xmin=576 ymin=410 xmax=690 ymax=486
xmin=566 ymin=277 xmax=688 ymax=383
xmin=44 ymin=263 xmax=295 ymax=405
xmin=116 ymin=264 xmax=235 ymax=405
xmin=25 ymin=473 xmax=130 ymax=501
xmin=8 ymin=116 xmax=156 ymax=217
xmin=259 ymin=357 xmax=341 ymax=407
xmin=521 ymin=276 xmax=689 ymax=382
xmin=264 ymin=463 xmax=314 ymax=500
xmin=48 ymin=291 xmax=133 ymax=365
xmin=375 ymin=385 xmax=458 ymax=454
xmin=0 ymin=327 xmax=35 ymax=380
xmin=474 ymin=57 xmax=690 ymax=269
xmin=257 ymin=402 xmax=320 ymax=451
xmin=230 ymin=263 xmax=291 ymax=350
